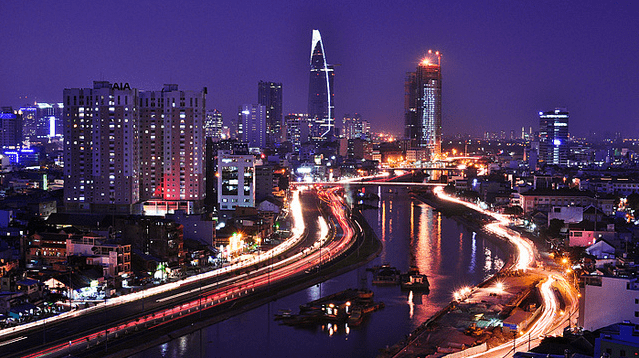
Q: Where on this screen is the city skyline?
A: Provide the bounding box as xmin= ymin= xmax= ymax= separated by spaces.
xmin=1 ymin=1 xmax=638 ymax=137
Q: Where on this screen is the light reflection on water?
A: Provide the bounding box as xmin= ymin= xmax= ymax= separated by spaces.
xmin=131 ymin=187 xmax=508 ymax=358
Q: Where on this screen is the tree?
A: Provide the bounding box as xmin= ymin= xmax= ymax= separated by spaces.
xmin=627 ymin=193 xmax=639 ymax=212
xmin=443 ymin=183 xmax=456 ymax=195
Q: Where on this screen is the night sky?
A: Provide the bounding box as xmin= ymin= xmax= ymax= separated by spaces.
xmin=1 ymin=0 xmax=638 ymax=137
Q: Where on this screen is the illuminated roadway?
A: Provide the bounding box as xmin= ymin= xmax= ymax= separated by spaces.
xmin=0 ymin=188 xmax=361 ymax=358
xmin=432 ymin=187 xmax=579 ymax=358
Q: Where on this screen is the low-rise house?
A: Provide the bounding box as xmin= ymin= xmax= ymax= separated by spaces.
xmin=568 ymin=221 xmax=615 ymax=247
xmin=520 ymin=189 xmax=614 ymax=216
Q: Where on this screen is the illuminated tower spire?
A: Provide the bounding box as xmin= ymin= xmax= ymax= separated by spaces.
xmin=308 ymin=29 xmax=334 ymax=140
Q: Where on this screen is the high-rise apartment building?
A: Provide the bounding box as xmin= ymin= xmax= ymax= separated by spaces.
xmin=204 ymin=109 xmax=224 ymax=141
xmin=139 ymin=84 xmax=206 ymax=214
xmin=63 ymin=81 xmax=140 ymax=213
xmin=404 ymin=50 xmax=442 ymax=161
xmin=64 ymin=81 xmax=205 ymax=215
xmin=539 ymin=108 xmax=569 ymax=166
xmin=308 ymin=29 xmax=335 ymax=140
xmin=258 ymin=81 xmax=283 ymax=146
xmin=238 ymin=104 xmax=266 ymax=149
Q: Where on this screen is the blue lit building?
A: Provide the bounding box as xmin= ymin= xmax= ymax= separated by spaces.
xmin=0 ymin=107 xmax=23 ymax=148
xmin=539 ymin=108 xmax=569 ymax=166
xmin=308 ymin=29 xmax=335 ymax=141
xmin=3 ymin=148 xmax=40 ymax=166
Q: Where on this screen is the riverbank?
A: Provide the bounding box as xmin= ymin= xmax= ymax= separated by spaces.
xmin=377 ymin=191 xmax=542 ymax=358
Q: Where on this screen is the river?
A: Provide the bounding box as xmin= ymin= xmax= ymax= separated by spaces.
xmin=131 ymin=186 xmax=507 ymax=358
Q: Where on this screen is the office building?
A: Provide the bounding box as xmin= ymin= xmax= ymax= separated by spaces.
xmin=217 ymin=151 xmax=255 ymax=211
xmin=21 ymin=102 xmax=64 ymax=141
xmin=308 ymin=29 xmax=335 ymax=140
xmin=285 ymin=113 xmax=309 ymax=152
xmin=63 ymin=81 xmax=140 ymax=214
xmin=238 ymin=104 xmax=266 ymax=149
xmin=139 ymin=84 xmax=206 ymax=215
xmin=258 ymin=81 xmax=283 ymax=146
xmin=342 ymin=113 xmax=371 ymax=141
xmin=204 ymin=109 xmax=224 ymax=141
xmin=0 ymin=107 xmax=23 ymax=148
xmin=404 ymin=50 xmax=442 ymax=161
xmin=538 ymin=108 xmax=569 ymax=166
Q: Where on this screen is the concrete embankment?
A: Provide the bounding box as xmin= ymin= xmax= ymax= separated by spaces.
xmin=377 ymin=191 xmax=539 ymax=358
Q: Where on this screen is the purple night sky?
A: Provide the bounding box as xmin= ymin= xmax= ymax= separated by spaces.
xmin=1 ymin=0 xmax=638 ymax=137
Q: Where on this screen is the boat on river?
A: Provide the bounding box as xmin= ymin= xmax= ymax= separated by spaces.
xmin=370 ymin=264 xmax=400 ymax=285
xmin=400 ymin=266 xmax=430 ymax=291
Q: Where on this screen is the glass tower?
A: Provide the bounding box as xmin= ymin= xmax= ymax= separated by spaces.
xmin=258 ymin=81 xmax=283 ymax=146
xmin=405 ymin=51 xmax=442 ymax=161
xmin=308 ymin=29 xmax=335 ymax=140
xmin=539 ymin=108 xmax=569 ymax=166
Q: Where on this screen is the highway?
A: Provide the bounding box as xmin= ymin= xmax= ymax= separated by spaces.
xmin=432 ymin=187 xmax=579 ymax=358
xmin=0 ymin=188 xmax=361 ymax=358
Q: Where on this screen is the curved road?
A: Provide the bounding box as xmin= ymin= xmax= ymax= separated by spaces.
xmin=0 ymin=188 xmax=360 ymax=358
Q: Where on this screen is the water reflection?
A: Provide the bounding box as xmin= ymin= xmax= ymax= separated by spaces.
xmin=469 ymin=232 xmax=477 ymax=273
xmin=132 ymin=186 xmax=507 ymax=358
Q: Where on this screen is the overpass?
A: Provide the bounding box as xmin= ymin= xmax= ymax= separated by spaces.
xmin=291 ymin=181 xmax=446 ymax=187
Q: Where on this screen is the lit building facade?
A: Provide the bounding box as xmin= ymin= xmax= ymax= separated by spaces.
xmin=538 ymin=108 xmax=569 ymax=166
xmin=204 ymin=109 xmax=224 ymax=141
xmin=342 ymin=113 xmax=371 ymax=141
xmin=139 ymin=84 xmax=206 ymax=214
xmin=308 ymin=29 xmax=335 ymax=140
xmin=217 ymin=151 xmax=255 ymax=211
xmin=285 ymin=113 xmax=309 ymax=152
xmin=0 ymin=107 xmax=23 ymax=148
xmin=238 ymin=104 xmax=266 ymax=149
xmin=20 ymin=102 xmax=64 ymax=141
xmin=258 ymin=81 xmax=283 ymax=146
xmin=579 ymin=276 xmax=639 ymax=331
xmin=404 ymin=51 xmax=442 ymax=161
xmin=63 ymin=81 xmax=140 ymax=214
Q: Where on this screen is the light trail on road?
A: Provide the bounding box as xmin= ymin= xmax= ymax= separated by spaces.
xmin=18 ymin=187 xmax=360 ymax=358
xmin=432 ymin=187 xmax=575 ymax=358
xmin=433 ymin=187 xmax=535 ymax=270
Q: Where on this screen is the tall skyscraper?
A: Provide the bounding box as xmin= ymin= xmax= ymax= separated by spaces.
xmin=308 ymin=29 xmax=335 ymax=140
xmin=63 ymin=81 xmax=140 ymax=213
xmin=238 ymin=104 xmax=266 ymax=149
xmin=257 ymin=81 xmax=283 ymax=146
xmin=139 ymin=84 xmax=206 ymax=213
xmin=538 ymin=108 xmax=569 ymax=166
xmin=404 ymin=50 xmax=442 ymax=161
